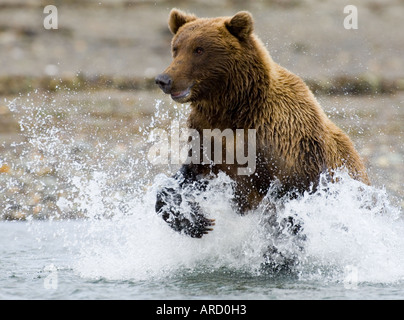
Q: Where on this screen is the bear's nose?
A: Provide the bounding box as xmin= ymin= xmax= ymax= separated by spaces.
xmin=155 ymin=73 xmax=172 ymax=94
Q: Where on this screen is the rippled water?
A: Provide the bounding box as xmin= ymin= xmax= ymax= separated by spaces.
xmin=0 ymin=91 xmax=403 ymax=299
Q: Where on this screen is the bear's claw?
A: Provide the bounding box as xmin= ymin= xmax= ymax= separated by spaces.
xmin=184 ymin=216 xmax=215 ymax=238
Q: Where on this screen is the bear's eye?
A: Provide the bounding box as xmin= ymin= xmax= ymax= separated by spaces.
xmin=194 ymin=47 xmax=204 ymax=55
xmin=172 ymin=47 xmax=178 ymax=57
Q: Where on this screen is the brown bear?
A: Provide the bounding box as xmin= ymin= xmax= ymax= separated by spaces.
xmin=154 ymin=9 xmax=370 ymax=238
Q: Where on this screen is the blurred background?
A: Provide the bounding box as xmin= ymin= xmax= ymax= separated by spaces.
xmin=0 ymin=0 xmax=403 ymax=220
xmin=1 ymin=0 xmax=404 ymax=88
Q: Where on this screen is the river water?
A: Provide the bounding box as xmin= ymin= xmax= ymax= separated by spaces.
xmin=1 ymin=197 xmax=404 ymax=300
xmin=0 ymin=91 xmax=403 ymax=300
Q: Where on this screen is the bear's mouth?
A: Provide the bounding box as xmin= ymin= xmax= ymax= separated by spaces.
xmin=171 ymin=86 xmax=193 ymax=102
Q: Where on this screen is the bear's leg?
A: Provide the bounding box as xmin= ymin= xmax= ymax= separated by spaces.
xmin=155 ymin=164 xmax=215 ymax=238
xmin=260 ymin=201 xmax=306 ymax=273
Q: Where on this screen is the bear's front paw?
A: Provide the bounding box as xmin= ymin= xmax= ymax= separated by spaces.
xmin=155 ymin=187 xmax=214 ymax=238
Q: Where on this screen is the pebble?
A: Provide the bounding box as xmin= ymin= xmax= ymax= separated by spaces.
xmin=376 ymin=153 xmax=403 ymax=168
xmin=0 ymin=164 xmax=11 ymax=173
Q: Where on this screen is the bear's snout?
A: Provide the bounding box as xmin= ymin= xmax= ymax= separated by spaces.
xmin=155 ymin=73 xmax=173 ymax=94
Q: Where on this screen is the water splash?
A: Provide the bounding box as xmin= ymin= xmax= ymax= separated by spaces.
xmin=2 ymin=91 xmax=403 ymax=285
xmin=71 ymin=170 xmax=404 ymax=284
xmin=293 ymin=173 xmax=404 ymax=283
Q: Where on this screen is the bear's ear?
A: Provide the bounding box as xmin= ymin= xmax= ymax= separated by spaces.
xmin=225 ymin=11 xmax=254 ymax=41
xmin=168 ymin=8 xmax=197 ymax=34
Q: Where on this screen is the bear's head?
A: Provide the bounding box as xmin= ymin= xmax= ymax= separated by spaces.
xmin=155 ymin=9 xmax=255 ymax=104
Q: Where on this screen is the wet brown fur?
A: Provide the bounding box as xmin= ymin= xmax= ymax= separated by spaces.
xmin=161 ymin=9 xmax=370 ymax=212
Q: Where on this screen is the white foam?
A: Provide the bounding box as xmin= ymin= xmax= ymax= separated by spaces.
xmin=71 ymin=170 xmax=404 ymax=285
